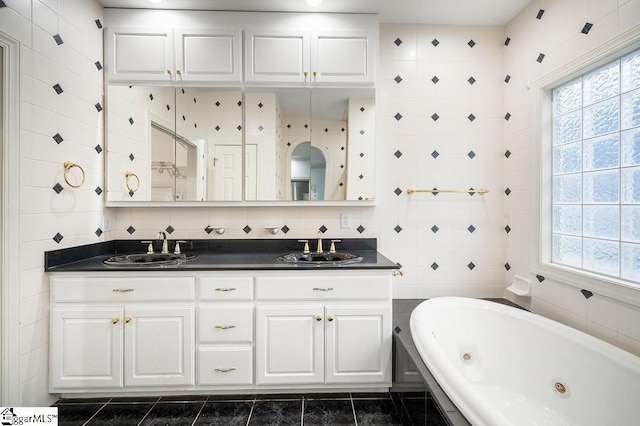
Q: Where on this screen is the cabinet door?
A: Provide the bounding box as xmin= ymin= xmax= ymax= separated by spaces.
xmin=50 ymin=307 xmax=123 ymax=389
xmin=124 ymin=306 xmax=194 ymax=386
xmin=256 ymin=305 xmax=324 ymax=384
xmin=245 ymin=30 xmax=310 ymax=83
xmin=175 ymin=28 xmax=242 ymax=82
xmin=105 ymin=26 xmax=173 ymax=82
xmin=325 ymin=305 xmax=392 ymax=384
xmin=311 ymin=31 xmax=376 ymax=84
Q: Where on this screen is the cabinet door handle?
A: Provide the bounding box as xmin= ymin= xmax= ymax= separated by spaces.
xmin=304 ymin=71 xmax=308 ymax=81
xmin=124 ymin=317 xmax=132 ymax=323
xmin=215 ymin=367 xmax=236 ymax=373
xmin=167 ymin=69 xmax=172 ymax=76
xmin=316 ymin=315 xmax=322 ymax=321
xmin=214 ymin=288 xmax=236 ymax=292
xmin=112 ymin=318 xmax=119 ymax=324
xmin=176 ymin=69 xmax=182 ymax=76
xmin=313 ymin=70 xmax=317 ymax=81
xmin=327 ymin=315 xmax=334 ymax=322
xmin=214 ymin=325 xmax=236 ymax=330
xmin=113 ymin=288 xmax=134 ymax=293
xmin=313 ymin=287 xmax=334 ymax=291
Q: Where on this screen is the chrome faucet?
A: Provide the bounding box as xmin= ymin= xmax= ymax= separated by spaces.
xmin=155 ymin=231 xmax=168 ymax=254
xmin=316 ymin=231 xmax=323 ymax=253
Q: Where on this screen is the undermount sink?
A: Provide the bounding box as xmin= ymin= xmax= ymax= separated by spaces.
xmin=103 ymin=253 xmax=197 ymax=267
xmin=278 ymin=252 xmax=363 ymax=266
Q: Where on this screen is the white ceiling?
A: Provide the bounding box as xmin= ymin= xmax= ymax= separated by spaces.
xmin=98 ymin=0 xmax=533 ymax=26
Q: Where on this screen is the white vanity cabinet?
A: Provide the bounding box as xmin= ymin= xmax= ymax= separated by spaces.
xmin=244 ymin=30 xmax=376 ymax=84
xmin=105 ymin=26 xmax=242 ymax=83
xmin=50 ymin=276 xmax=196 ymax=390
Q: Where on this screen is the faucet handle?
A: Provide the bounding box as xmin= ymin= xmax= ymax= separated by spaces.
xmin=329 ymin=239 xmax=341 ymax=254
xmin=174 ymin=240 xmax=186 ymax=254
xmin=298 ymin=240 xmax=310 ymax=254
xmin=141 ymin=241 xmax=154 ymax=254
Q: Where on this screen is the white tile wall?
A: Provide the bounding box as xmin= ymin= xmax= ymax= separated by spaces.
xmin=504 ymin=0 xmax=640 ymax=356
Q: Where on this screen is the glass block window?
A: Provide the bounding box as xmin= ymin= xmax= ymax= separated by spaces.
xmin=551 ymin=48 xmax=640 ymax=283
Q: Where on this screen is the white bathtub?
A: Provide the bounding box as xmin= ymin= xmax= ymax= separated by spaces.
xmin=410 ymin=297 xmax=640 ymax=426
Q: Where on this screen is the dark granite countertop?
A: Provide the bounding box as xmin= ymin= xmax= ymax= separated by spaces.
xmin=45 ymin=238 xmax=399 ymax=272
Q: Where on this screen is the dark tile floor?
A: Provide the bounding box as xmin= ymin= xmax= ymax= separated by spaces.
xmin=54 ymin=392 xmax=445 ymax=426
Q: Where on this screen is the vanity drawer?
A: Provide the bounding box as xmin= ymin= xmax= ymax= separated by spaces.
xmin=198 ymin=347 xmax=253 ymax=385
xmin=198 ymin=306 xmax=253 ymax=343
xmin=199 ymin=277 xmax=253 ymax=300
xmin=255 ymin=275 xmax=391 ymax=300
xmin=52 ymin=277 xmax=195 ymax=302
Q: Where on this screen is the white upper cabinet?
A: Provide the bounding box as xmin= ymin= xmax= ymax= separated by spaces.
xmin=106 ymin=26 xmax=242 ymax=83
xmin=245 ymin=30 xmax=309 ymax=83
xmin=311 ymin=31 xmax=375 ymax=84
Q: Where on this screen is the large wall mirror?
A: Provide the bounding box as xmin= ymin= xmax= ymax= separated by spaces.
xmin=106 ymin=85 xmax=375 ymax=204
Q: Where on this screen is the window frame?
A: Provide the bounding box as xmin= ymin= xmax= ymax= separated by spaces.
xmin=532 ymin=29 xmax=640 ymax=306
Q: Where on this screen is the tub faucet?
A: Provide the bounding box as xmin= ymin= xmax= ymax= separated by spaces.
xmin=316 ymin=231 xmax=323 ymax=253
xmin=155 ymin=231 xmax=168 ymax=254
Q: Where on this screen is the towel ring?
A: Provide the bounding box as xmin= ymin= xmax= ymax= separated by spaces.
xmin=125 ymin=171 xmax=140 ymax=193
xmin=63 ymin=161 xmax=85 ymax=188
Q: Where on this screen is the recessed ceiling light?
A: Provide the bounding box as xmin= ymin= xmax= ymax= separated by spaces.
xmin=306 ymin=0 xmax=322 ymax=7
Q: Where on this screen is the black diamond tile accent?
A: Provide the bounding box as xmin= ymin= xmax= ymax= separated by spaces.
xmin=148 ymin=94 xmax=154 ymax=102
xmin=53 ymin=34 xmax=63 ymax=45
xmin=95 ymin=186 xmax=102 ymax=196
xmin=581 ymin=289 xmax=594 ymax=299
xmin=129 ymin=190 xmax=134 ymax=197
xmin=431 ymin=113 xmax=439 ymax=121
xmin=468 ymin=114 xmax=476 ymax=122
xmin=181 ymin=88 xmax=185 ymax=94
xmin=505 ymin=74 xmax=511 ymax=83
xmin=431 ymin=150 xmax=439 ymax=158
xmin=360 ymin=130 xmax=365 ymax=135
xmin=339 ymin=182 xmax=343 ymax=186
xmin=505 ymin=150 xmax=511 ymax=158
xmin=394 ymin=75 xmax=402 ymax=84
xmin=431 ymin=75 xmax=439 ymax=84
xmin=505 ymin=187 xmax=511 ymax=196
xmin=505 ymin=225 xmax=512 ymax=233
xmin=468 ymin=76 xmax=476 ymax=85
xmin=305 ymin=124 xmax=309 ymax=128
xmin=359 ymin=174 xmax=364 ymax=179
xmin=237 ymin=125 xmax=242 ymax=131
xmin=127 ymin=226 xmax=135 ymax=234
xmin=287 ymin=142 xmax=291 ymax=146
xmin=258 ymin=125 xmax=264 ymax=131
xmin=537 ymin=53 xmax=545 ymax=63
xmin=182 ymin=115 xmax=186 ymax=121
xmin=505 ymin=112 xmax=511 ymax=121
xmin=359 ymin=152 xmax=364 ymax=157
xmin=468 ymin=225 xmax=476 ymax=233
xmin=581 ymin=22 xmax=593 ymax=34
xmin=53 ymin=133 xmax=63 ymax=144
xmin=204 ymin=226 xmax=213 ymax=234
xmin=287 ymin=124 xmax=291 ymax=128
xmin=357 ymin=225 xmax=365 ymax=234
xmin=95 ymin=228 xmax=103 ymax=237
xmin=431 ymin=187 xmax=439 ymax=196
xmin=319 ymin=225 xmax=327 ymax=233
xmin=166 ymin=225 xmax=174 ymax=234
xmin=394 ymin=188 xmax=402 ymax=196
xmin=258 ymin=102 xmax=263 ymax=108
xmin=394 ymin=225 xmax=402 ymax=233
xmin=504 ymin=37 xmax=511 ymax=46
xmin=129 ymin=153 xmax=134 ymax=161
xmin=503 ymin=262 xmax=511 ymax=271
xmin=394 ymin=38 xmax=403 ymax=46
xmin=536 ymin=274 xmax=545 ymax=282
xmin=53 ymin=233 xmax=63 ymax=244
xmin=468 ymin=151 xmax=476 ymax=159
xmin=128 ymin=117 xmax=134 ymax=125
xmin=468 ymin=39 xmax=476 ymax=48
xmin=215 ymin=101 xmax=220 ymax=107
xmin=467 ymin=262 xmax=476 ymax=270
xmin=166 ymin=104 xmax=170 ymax=110
xmin=95 ymin=103 xmax=102 ymax=112
xmin=431 ymin=262 xmax=439 ymax=270
xmin=53 ymin=84 xmax=63 ymax=94
xmin=394 ymin=113 xmax=402 ymax=121
xmin=341 ymin=128 xmax=345 ymax=132
xmin=394 ymin=326 xmax=402 ymax=333
xmin=238 ymin=101 xmax=242 ymax=107
xmin=281 ymin=225 xmax=290 ymax=234
xmin=360 ymin=107 xmax=365 ymax=112
xmin=340 ymin=164 xmax=344 ymax=168
xmin=324 ymin=128 xmax=329 ymax=133
xmin=193 ymin=97 xmax=197 ymax=103
xmin=536 ymin=9 xmax=545 ymax=19
xmin=431 ymin=225 xmax=439 ymax=233
xmin=243 ymin=225 xmax=252 ymax=234
xmin=52 ymin=183 xmax=63 ymax=194
xmin=95 ymin=19 xmax=102 ymax=29
xmin=95 ymin=144 xmax=103 ymax=154
xmin=215 ymin=126 xmax=220 ymax=131
xmin=431 ymin=38 xmax=439 ymax=47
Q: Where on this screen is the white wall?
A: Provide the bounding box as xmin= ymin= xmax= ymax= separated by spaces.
xmin=0 ymin=0 xmax=106 ymax=406
xmin=503 ymin=0 xmax=640 ymax=356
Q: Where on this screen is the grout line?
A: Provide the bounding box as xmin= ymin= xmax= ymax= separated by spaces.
xmin=245 ymin=399 xmax=255 ymax=426
xmin=190 ymin=400 xmax=208 ymax=426
xmin=350 ymin=395 xmax=358 ymax=426
xmin=136 ymin=399 xmax=159 ymax=426
xmin=81 ymin=402 xmax=108 ymax=426
xmin=300 ymin=398 xmax=305 ymax=425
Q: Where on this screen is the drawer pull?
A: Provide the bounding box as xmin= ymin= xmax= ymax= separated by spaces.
xmin=124 ymin=317 xmax=132 ymax=323
xmin=327 ymin=315 xmax=334 ymax=322
xmin=112 ymin=318 xmax=119 ymax=324
xmin=313 ymin=287 xmax=334 ymax=291
xmin=214 ymin=325 xmax=236 ymax=330
xmin=316 ymin=315 xmax=322 ymax=321
xmin=215 ymin=367 xmax=236 ymax=373
xmin=214 ymin=288 xmax=236 ymax=292
xmin=113 ymin=288 xmax=134 ymax=293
